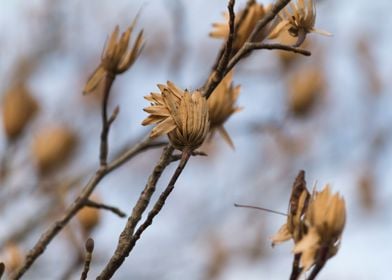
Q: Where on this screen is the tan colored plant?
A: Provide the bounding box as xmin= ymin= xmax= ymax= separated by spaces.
xmin=293 ymin=185 xmax=346 ymax=272
xmin=31 ymin=126 xmax=77 ymax=174
xmin=269 ymin=0 xmax=331 ymax=46
xmin=142 ymin=82 xmax=210 ymax=151
xmin=1 ymin=85 xmax=38 ymax=140
xmin=83 ymin=21 xmax=144 ymax=94
xmin=210 ymin=1 xmax=270 ymax=50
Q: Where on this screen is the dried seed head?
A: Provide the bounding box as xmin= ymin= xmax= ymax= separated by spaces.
xmin=269 ymin=0 xmax=331 ymax=46
xmin=207 ymin=71 xmax=241 ymax=148
xmin=31 ymin=126 xmax=77 ymax=174
xmin=210 ymin=2 xmax=269 ymax=50
xmin=288 ymin=66 xmax=325 ymax=116
xmin=293 ymin=185 xmax=346 ymax=271
xmin=78 ymin=196 xmax=101 ymax=234
xmin=142 ymin=82 xmax=210 ymax=151
xmin=83 ymin=21 xmax=144 ymax=94
xmin=2 ymin=85 xmax=38 ymax=140
xmin=2 ymin=243 xmax=23 ymax=273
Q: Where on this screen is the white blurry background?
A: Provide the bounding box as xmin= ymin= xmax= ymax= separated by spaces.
xmin=1 ymin=0 xmax=392 ymax=279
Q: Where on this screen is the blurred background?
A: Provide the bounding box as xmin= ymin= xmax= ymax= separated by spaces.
xmin=1 ymin=0 xmax=392 ymax=279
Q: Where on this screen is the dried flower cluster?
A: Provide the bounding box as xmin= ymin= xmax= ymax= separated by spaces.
xmin=269 ymin=0 xmax=331 ymax=46
xmin=210 ymin=1 xmax=270 ymax=50
xmin=207 ymin=71 xmax=241 ymax=148
xmin=142 ymin=82 xmax=210 ymax=151
xmin=84 ymin=21 xmax=144 ymax=94
xmin=271 ymin=171 xmax=346 ymax=276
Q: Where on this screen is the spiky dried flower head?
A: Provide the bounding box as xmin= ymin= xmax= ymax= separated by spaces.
xmin=210 ymin=1 xmax=270 ymax=50
xmin=142 ymin=82 xmax=210 ymax=151
xmin=1 ymin=84 xmax=38 ymax=140
xmin=207 ymin=71 xmax=241 ymax=148
xmin=83 ymin=20 xmax=144 ymax=94
xmin=293 ymin=185 xmax=346 ymax=271
xmin=269 ymin=0 xmax=331 ymax=46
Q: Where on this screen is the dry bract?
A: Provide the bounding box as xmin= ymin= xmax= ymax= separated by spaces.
xmin=210 ymin=1 xmax=270 ymax=50
xmin=269 ymin=0 xmax=331 ymax=46
xmin=83 ymin=21 xmax=144 ymax=94
xmin=31 ymin=126 xmax=77 ymax=174
xmin=1 ymin=85 xmax=38 ymax=140
xmin=207 ymin=71 xmax=241 ymax=148
xmin=293 ymin=185 xmax=346 ymax=271
xmin=142 ymin=82 xmax=209 ymax=151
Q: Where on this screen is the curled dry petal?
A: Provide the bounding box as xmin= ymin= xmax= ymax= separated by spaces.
xmin=207 ymin=71 xmax=241 ymax=148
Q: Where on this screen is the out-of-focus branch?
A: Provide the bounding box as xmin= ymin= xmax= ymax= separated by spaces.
xmin=84 ymin=199 xmax=126 ymax=218
xmin=10 ymin=134 xmax=161 ymax=280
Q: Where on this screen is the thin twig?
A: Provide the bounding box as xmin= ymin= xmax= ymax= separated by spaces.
xmin=99 ymin=74 xmax=116 ymax=166
xmin=234 ymin=203 xmax=287 ymax=216
xmin=306 ymin=246 xmax=328 ymax=280
xmin=289 ymin=253 xmax=303 ymax=280
xmin=96 ymin=145 xmax=175 ymax=280
xmin=128 ymin=150 xmax=192 ymax=250
xmin=225 ymin=42 xmax=310 ymax=76
xmin=84 ymin=199 xmax=126 ymax=218
xmin=80 ymin=238 xmax=94 ymax=280
xmin=204 ymin=0 xmax=236 ymax=99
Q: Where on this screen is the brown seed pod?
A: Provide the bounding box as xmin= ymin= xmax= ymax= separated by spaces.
xmin=1 ymin=85 xmax=38 ymax=140
xmin=1 ymin=242 xmax=23 ymax=273
xmin=31 ymin=126 xmax=77 ymax=174
xmin=77 ymin=197 xmax=101 ymax=235
xmin=287 ymin=66 xmax=325 ymax=116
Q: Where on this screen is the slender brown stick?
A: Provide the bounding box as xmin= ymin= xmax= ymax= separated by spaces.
xmin=234 ymin=203 xmax=287 ymax=216
xmin=96 ymin=145 xmax=175 ymax=280
xmin=289 ymin=253 xmax=303 ymax=280
xmin=306 ymin=246 xmax=328 ymax=280
xmin=99 ymin=74 xmax=116 ymax=166
xmin=128 ymin=150 xmax=192 ymax=249
xmin=80 ymin=238 xmax=94 ymax=280
xmin=0 ymin=263 xmax=5 ymax=279
xmin=204 ymin=0 xmax=236 ymax=99
xmin=84 ymin=199 xmax=126 ymax=218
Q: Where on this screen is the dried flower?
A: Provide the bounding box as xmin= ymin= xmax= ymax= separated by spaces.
xmin=287 ymin=66 xmax=325 ymax=116
xmin=142 ymin=82 xmax=210 ymax=151
xmin=293 ymin=185 xmax=346 ymax=271
xmin=207 ymin=71 xmax=241 ymax=148
xmin=84 ymin=21 xmax=144 ymax=94
xmin=1 ymin=84 xmax=38 ymax=140
xmin=269 ymin=0 xmax=331 ymax=46
xmin=32 ymin=126 xmax=77 ymax=174
xmin=210 ymin=1 xmax=270 ymax=50
xmin=271 ymin=170 xmax=310 ymax=246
